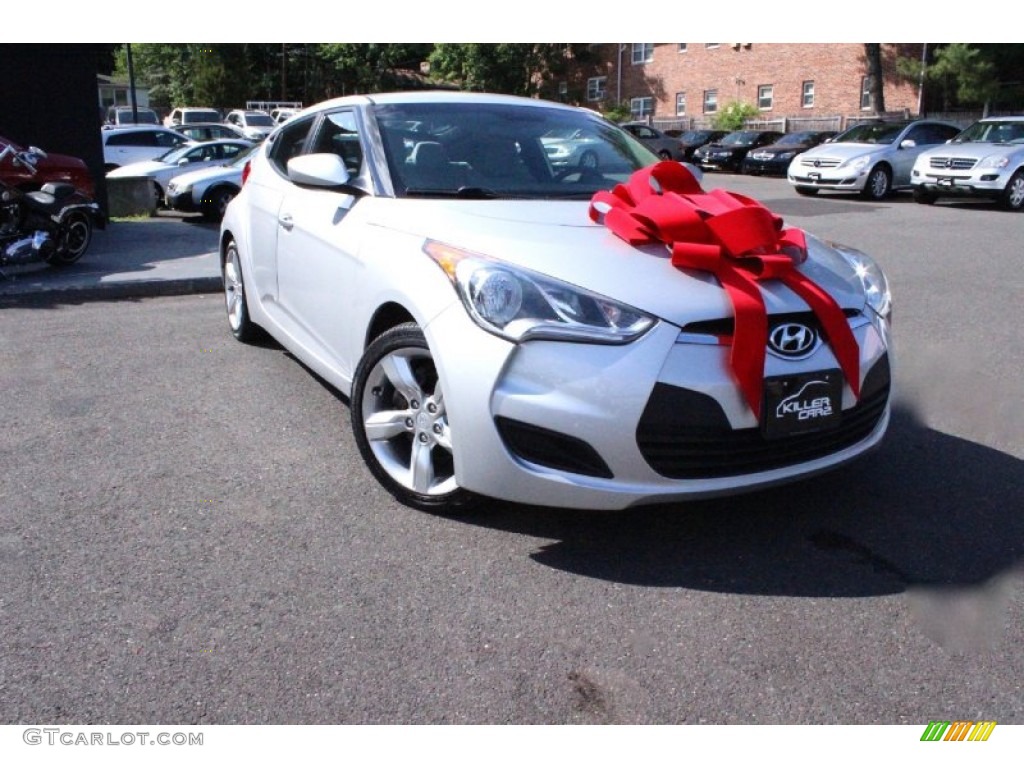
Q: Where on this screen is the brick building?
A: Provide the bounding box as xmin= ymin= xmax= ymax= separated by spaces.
xmin=561 ymin=43 xmax=924 ymax=130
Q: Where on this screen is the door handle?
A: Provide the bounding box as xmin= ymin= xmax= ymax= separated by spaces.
xmin=278 ymin=213 xmax=294 ymax=231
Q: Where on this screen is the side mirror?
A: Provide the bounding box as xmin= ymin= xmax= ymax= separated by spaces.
xmin=287 ymin=153 xmax=351 ymax=188
xmin=900 ymin=139 xmax=917 ymax=149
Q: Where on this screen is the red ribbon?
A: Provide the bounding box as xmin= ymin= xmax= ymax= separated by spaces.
xmin=589 ymin=161 xmax=859 ymax=419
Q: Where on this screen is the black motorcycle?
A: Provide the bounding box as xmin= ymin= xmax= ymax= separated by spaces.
xmin=0 ymin=144 xmax=105 ymax=272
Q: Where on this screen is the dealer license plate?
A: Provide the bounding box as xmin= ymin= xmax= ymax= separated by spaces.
xmin=937 ymin=177 xmax=955 ymax=187
xmin=762 ymin=370 xmax=843 ymax=439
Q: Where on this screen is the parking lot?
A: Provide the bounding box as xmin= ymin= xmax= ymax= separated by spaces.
xmin=0 ymin=173 xmax=1021 ymax=726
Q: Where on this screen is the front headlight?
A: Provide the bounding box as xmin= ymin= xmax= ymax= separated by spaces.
xmin=425 ymin=240 xmax=655 ymax=344
xmin=844 ymin=155 xmax=872 ymax=172
xmin=978 ymin=155 xmax=1010 ymax=170
xmin=776 ymin=151 xmax=796 ymax=161
xmin=831 ymin=243 xmax=892 ymax=320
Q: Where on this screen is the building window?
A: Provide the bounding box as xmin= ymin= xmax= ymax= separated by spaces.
xmin=703 ymin=89 xmax=718 ymax=113
xmin=631 ymin=44 xmax=654 ymax=64
xmin=860 ymin=77 xmax=872 ymax=110
xmin=675 ymin=92 xmax=686 ymax=116
xmin=802 ymin=80 xmax=815 ymax=108
xmin=630 ymin=96 xmax=654 ymax=119
xmin=757 ymin=85 xmax=774 ymax=111
xmin=586 ymin=76 xmax=607 ymax=102
xmin=705 ymin=44 xmax=720 ymax=49
xmin=678 ymin=44 xmax=688 ymax=53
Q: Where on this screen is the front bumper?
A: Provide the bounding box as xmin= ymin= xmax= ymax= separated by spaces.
xmin=165 ymin=189 xmax=200 ymax=213
xmin=788 ymin=169 xmax=867 ymax=191
xmin=426 ymin=303 xmax=892 ymax=510
xmin=698 ymin=154 xmax=743 ymax=172
xmin=911 ymin=168 xmax=1010 ymax=198
xmin=742 ymin=158 xmax=791 ymax=176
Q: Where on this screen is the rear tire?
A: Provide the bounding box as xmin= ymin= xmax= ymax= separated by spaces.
xmin=222 ymin=239 xmax=260 ymax=343
xmin=46 ymin=211 xmax=92 ymax=266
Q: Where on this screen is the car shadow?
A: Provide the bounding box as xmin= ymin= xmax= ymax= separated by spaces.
xmin=438 ymin=402 xmax=1023 ymax=599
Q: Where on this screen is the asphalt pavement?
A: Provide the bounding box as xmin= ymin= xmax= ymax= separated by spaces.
xmin=0 ymin=212 xmax=221 ymax=302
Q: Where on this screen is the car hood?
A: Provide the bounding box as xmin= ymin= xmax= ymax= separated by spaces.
xmin=917 ymin=141 xmax=1022 ymax=160
xmin=801 ymin=143 xmax=887 ymax=162
xmin=169 ymin=164 xmax=240 ymax=187
xmin=369 ymin=200 xmax=865 ymax=326
xmin=753 ymin=144 xmax=810 ymax=154
xmin=107 ymin=160 xmax=170 ymax=178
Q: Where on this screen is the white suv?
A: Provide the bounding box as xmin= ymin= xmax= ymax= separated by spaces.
xmin=101 ymin=125 xmax=190 ymax=170
xmin=163 ymin=107 xmax=222 ymax=128
xmin=225 ymin=110 xmax=276 ymax=141
xmin=910 ymin=116 xmax=1024 ymax=210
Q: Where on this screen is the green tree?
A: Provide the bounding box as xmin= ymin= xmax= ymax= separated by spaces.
xmin=318 ymin=44 xmax=433 ymax=95
xmin=905 ymin=44 xmax=999 ymax=114
xmin=713 ymin=101 xmax=758 ymax=130
xmin=428 ymin=44 xmax=586 ymax=97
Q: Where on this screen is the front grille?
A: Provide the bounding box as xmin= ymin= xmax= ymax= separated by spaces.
xmin=797 ymin=157 xmax=841 ymax=169
xmin=636 ymin=355 xmax=890 ymax=479
xmin=681 ymin=310 xmax=862 ymax=341
xmin=928 ymin=156 xmax=977 ymax=170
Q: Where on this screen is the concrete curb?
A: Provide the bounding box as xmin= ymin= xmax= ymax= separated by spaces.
xmin=0 ymin=276 xmax=223 ymax=306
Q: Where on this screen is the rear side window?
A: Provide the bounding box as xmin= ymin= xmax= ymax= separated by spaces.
xmin=268 ymin=117 xmax=315 ymax=174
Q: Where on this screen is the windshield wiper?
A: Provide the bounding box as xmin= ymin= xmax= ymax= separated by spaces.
xmin=404 ymin=186 xmax=499 ymax=199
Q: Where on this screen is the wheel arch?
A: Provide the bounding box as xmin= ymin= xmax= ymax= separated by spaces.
xmin=364 ymin=302 xmax=417 ymax=351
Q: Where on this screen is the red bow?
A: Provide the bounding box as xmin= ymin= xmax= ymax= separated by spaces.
xmin=589 ymin=162 xmax=859 ymax=419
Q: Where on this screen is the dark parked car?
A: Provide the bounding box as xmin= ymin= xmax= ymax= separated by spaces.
xmin=0 ymin=134 xmax=95 ymax=197
xmin=620 ymin=123 xmax=684 ymax=160
xmin=741 ymin=131 xmax=836 ymax=175
xmin=664 ymin=129 xmax=729 ymax=161
xmin=693 ymin=130 xmax=784 ymax=172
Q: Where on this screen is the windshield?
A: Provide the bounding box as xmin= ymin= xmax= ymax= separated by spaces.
xmin=156 ymin=144 xmax=197 ymax=164
xmin=776 ymin=132 xmax=817 ymax=145
xmin=721 ymin=131 xmax=761 ymax=147
xmin=952 ymin=120 xmax=1024 ymax=144
xmin=375 ymin=102 xmax=659 ymax=199
xmin=833 ymin=122 xmax=908 ymax=145
xmin=244 ymin=113 xmax=275 ymax=127
xmin=183 ymin=111 xmax=221 ymax=124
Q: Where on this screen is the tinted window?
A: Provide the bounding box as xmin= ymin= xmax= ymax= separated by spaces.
xmin=375 ymin=102 xmax=658 ymax=198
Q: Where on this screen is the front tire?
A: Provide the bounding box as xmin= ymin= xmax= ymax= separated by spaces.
xmin=351 ymin=323 xmax=477 ymax=512
xmin=1001 ymin=169 xmax=1024 ymax=211
xmin=203 ymin=185 xmax=238 ymax=222
xmin=913 ymin=187 xmax=937 ymax=205
xmin=223 ymin=239 xmax=259 ymax=343
xmin=578 ymin=150 xmax=599 ymax=171
xmin=860 ymin=165 xmax=891 ymax=200
xmin=46 ymin=211 xmax=92 ymax=265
